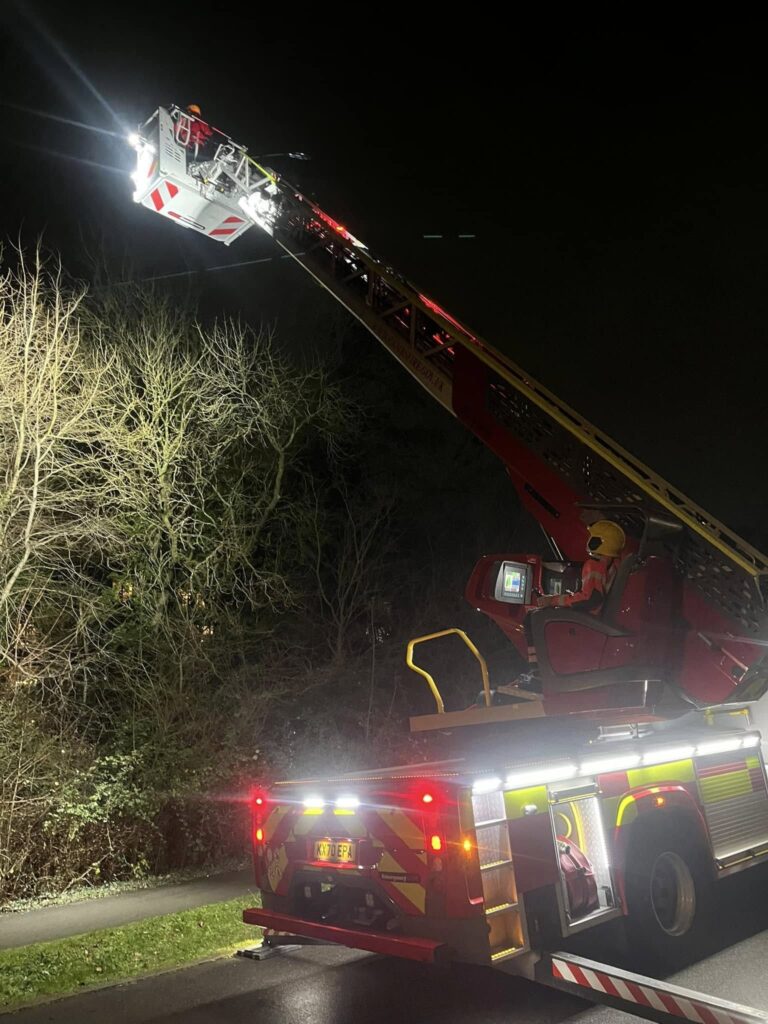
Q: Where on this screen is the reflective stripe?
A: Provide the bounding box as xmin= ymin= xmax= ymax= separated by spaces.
xmin=551 ymin=955 xmax=767 ymax=1024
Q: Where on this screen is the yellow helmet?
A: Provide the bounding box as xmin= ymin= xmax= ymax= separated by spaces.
xmin=187 ymin=103 xmax=202 ymax=116
xmin=586 ymin=520 xmax=626 ymax=558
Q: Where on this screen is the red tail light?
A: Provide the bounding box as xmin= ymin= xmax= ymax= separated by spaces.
xmin=252 ymin=791 xmax=269 ymax=886
xmin=253 ymin=791 xmax=268 ymax=851
xmin=421 ymin=792 xmax=435 ymax=805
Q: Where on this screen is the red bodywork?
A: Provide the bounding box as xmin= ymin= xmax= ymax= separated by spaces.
xmin=249 ymin=780 xmax=501 ymax=965
xmin=244 ymin=759 xmax=731 ymax=966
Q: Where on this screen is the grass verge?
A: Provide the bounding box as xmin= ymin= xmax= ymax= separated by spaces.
xmin=0 ymin=893 xmax=262 ymax=1013
xmin=2 ymin=859 xmax=250 ymax=914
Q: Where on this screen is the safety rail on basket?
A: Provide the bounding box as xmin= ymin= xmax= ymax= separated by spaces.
xmin=173 ymin=110 xmax=192 ymax=148
xmin=406 ymin=629 xmax=491 ymax=713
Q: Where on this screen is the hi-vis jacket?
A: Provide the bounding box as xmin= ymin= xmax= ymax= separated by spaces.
xmin=536 ymin=556 xmax=617 ymax=611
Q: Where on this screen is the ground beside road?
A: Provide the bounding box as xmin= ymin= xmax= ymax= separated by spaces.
xmin=0 ymin=869 xmax=254 ymax=950
xmin=0 ymin=895 xmax=263 ymax=1013
xmin=0 ymin=869 xmax=261 ymax=1013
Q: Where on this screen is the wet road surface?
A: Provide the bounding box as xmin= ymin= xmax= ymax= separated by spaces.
xmin=8 ymin=863 xmax=768 ymax=1023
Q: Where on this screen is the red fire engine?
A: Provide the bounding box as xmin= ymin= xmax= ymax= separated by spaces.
xmin=131 ymin=107 xmax=768 ymax=1024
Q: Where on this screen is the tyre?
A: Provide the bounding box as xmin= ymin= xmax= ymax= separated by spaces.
xmin=624 ymin=814 xmax=712 ymax=972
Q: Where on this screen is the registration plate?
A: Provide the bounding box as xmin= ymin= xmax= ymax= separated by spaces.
xmin=314 ymin=839 xmax=356 ymax=863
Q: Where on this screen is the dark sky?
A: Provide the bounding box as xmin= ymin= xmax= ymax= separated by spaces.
xmin=2 ymin=9 xmax=768 ymax=547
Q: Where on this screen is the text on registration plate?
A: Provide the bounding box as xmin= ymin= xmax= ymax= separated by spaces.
xmin=314 ymin=839 xmax=356 ymax=863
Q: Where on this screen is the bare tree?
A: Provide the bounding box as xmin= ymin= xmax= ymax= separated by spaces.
xmin=0 ymin=250 xmax=350 ymax=900
xmin=0 ymin=251 xmax=126 ymax=696
xmin=306 ymin=476 xmax=394 ymax=667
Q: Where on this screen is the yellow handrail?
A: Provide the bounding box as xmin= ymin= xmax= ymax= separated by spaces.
xmin=406 ymin=629 xmax=491 ymax=713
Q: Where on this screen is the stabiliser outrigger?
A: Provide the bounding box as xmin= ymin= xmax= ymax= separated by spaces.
xmin=130 ymin=106 xmax=768 ymax=1024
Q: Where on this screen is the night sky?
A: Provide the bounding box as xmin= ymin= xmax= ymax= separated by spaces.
xmin=2 ymin=10 xmax=768 ymax=548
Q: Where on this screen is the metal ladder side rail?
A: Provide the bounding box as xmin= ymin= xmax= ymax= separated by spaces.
xmin=137 ymin=111 xmax=768 ymax=599
xmin=539 ymin=950 xmax=768 ymax=1024
xmin=271 ymin=210 xmax=456 ymax=413
xmin=269 ymin=199 xmax=768 ymax=633
xmin=264 ymin=179 xmax=768 ymax=595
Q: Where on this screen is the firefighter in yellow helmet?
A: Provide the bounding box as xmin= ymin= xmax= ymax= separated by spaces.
xmin=498 ymin=521 xmax=627 ymax=696
xmin=536 ymin=520 xmax=626 ymax=611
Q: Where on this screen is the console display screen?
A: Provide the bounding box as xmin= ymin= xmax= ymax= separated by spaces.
xmin=502 ymin=567 xmax=523 ymax=597
xmin=494 ymin=560 xmax=530 ymax=605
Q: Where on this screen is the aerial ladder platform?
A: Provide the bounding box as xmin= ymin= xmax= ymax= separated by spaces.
xmin=130 ymin=105 xmax=768 ymax=718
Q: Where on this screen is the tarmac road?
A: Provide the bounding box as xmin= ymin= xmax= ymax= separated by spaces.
xmin=7 ymin=863 xmax=768 ymax=1023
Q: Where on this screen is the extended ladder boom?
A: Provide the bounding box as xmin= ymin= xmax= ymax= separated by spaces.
xmin=131 ymin=107 xmax=768 ymax=652
xmin=257 ymin=170 xmax=768 ymax=640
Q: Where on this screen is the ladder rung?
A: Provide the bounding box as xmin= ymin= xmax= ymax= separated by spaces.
xmin=484 ymin=901 xmax=518 ymax=917
xmin=474 ymin=817 xmax=507 ymax=828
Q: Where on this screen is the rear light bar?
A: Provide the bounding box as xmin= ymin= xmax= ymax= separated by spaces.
xmin=285 ymin=789 xmax=446 ymax=811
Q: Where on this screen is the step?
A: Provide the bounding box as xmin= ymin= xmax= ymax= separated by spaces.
xmin=480 ymin=858 xmax=514 ymax=872
xmin=490 ymin=944 xmax=525 ymax=964
xmin=484 ymin=901 xmax=519 ymax=917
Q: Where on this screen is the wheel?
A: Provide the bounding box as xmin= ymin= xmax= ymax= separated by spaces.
xmin=624 ymin=814 xmax=712 ymax=971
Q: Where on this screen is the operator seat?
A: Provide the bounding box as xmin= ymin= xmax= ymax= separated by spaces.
xmin=529 ymin=552 xmax=665 ymax=701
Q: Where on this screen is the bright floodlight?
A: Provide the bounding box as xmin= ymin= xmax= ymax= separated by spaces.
xmin=127 ymin=132 xmax=140 ymax=148
xmin=472 ymin=776 xmax=501 ymax=795
xmin=335 ymin=795 xmax=360 ymax=809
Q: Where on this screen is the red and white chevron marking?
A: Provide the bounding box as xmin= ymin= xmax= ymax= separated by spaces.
xmin=551 ymin=956 xmax=765 ymax=1024
xmin=210 ymin=215 xmax=246 ymax=237
xmin=148 ymin=180 xmax=179 ymax=212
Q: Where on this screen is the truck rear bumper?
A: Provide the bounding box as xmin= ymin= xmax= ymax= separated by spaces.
xmin=243 ymin=908 xmax=450 ymax=963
